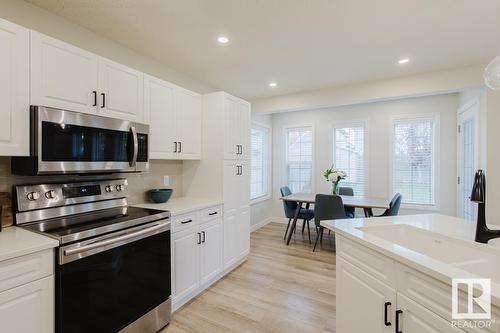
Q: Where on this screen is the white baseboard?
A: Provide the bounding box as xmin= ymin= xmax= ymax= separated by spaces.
xmin=250 ymin=217 xmax=289 ymax=232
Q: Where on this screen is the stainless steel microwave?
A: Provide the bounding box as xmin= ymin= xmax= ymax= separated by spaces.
xmin=12 ymin=106 xmax=149 ymax=175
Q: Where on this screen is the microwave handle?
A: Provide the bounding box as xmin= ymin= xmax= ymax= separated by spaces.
xmin=130 ymin=126 xmax=138 ymax=167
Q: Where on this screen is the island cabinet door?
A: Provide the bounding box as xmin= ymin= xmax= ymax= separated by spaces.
xmin=336 ymin=257 xmax=396 ymax=333
xmin=396 ymin=293 xmax=465 ymax=333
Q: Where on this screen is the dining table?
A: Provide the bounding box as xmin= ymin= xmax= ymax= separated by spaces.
xmin=280 ymin=193 xmax=392 ymax=245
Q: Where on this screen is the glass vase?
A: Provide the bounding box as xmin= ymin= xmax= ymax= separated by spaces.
xmin=331 ymin=181 xmax=339 ymax=195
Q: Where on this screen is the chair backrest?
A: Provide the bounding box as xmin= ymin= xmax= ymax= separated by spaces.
xmin=386 ymin=193 xmax=402 ymax=216
xmin=280 ymin=186 xmax=298 ymax=218
xmin=314 ymin=194 xmax=346 ymax=227
xmin=338 ymin=187 xmax=354 ymax=196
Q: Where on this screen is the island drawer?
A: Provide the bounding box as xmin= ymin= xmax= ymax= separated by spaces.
xmin=172 ymin=212 xmax=199 ymax=233
xmin=199 ymin=205 xmax=223 ymax=223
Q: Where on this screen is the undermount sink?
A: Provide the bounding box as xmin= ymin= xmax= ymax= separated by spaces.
xmin=356 ymin=224 xmax=499 ymax=272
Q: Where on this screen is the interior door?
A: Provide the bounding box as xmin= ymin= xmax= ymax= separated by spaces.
xmin=397 ymin=293 xmax=464 ymax=333
xmin=144 ymin=75 xmax=177 ymax=159
xmin=336 ymin=257 xmax=395 ymax=333
xmin=457 ymin=100 xmax=479 ymax=220
xmin=176 ymin=88 xmax=201 ymax=159
xmin=31 ymin=31 xmax=98 ymax=114
xmin=0 ymin=18 xmax=29 ymax=156
xmin=98 ymin=57 xmax=144 ymax=122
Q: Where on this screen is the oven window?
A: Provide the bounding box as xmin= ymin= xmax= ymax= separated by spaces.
xmin=56 ymin=230 xmax=171 ymax=333
xmin=42 ymin=122 xmax=133 ymax=162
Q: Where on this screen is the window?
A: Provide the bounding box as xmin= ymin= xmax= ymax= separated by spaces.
xmin=392 ymin=116 xmax=437 ymax=205
xmin=333 ymin=123 xmax=366 ymax=196
xmin=286 ymin=126 xmax=313 ymax=193
xmin=251 ymin=123 xmax=271 ymax=201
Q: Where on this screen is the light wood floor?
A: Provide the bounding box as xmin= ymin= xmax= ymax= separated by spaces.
xmin=162 ymin=222 xmax=337 ymax=333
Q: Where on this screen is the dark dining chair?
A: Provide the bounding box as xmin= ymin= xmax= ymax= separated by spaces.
xmin=313 ymin=194 xmax=349 ymax=252
xmin=377 ymin=193 xmax=402 ymax=216
xmin=280 ymin=186 xmax=314 ymax=243
xmin=338 ymin=187 xmax=355 ymax=218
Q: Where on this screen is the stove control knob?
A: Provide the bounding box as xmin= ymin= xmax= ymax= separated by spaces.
xmin=116 ymin=184 xmax=124 ymax=192
xmin=26 ymin=191 xmax=40 ymax=201
xmin=105 ymin=185 xmax=113 ymax=193
xmin=45 ymin=190 xmax=57 ymax=199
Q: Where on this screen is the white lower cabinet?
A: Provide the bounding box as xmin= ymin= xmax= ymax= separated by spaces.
xmin=336 ymin=236 xmax=474 ymax=333
xmin=0 ymin=276 xmax=54 ymax=333
xmin=171 ymin=206 xmax=223 ymax=311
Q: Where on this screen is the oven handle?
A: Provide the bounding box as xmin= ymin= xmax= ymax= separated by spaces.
xmin=129 ymin=126 xmax=138 ymax=167
xmin=64 ymin=222 xmax=167 ymax=257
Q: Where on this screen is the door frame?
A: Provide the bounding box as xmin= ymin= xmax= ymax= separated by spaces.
xmin=456 ymin=97 xmax=480 ymax=219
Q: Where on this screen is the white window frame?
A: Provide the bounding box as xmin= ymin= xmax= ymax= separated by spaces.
xmin=331 ymin=120 xmax=369 ymax=196
xmin=250 ymin=121 xmax=272 ymax=204
xmin=389 ymin=113 xmax=440 ymax=211
xmin=284 ymin=124 xmax=315 ymax=193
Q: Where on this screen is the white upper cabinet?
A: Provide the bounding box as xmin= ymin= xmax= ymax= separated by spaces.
xmin=0 ymin=18 xmax=29 ymax=156
xmin=31 ymin=31 xmax=98 ymax=114
xmin=176 ymin=87 xmax=201 ymax=159
xmin=145 ymin=74 xmax=201 ymax=160
xmin=31 ymin=31 xmax=145 ymax=122
xmin=224 ymin=95 xmax=251 ymax=160
xmin=144 ymin=75 xmax=177 ymax=159
xmin=98 ymin=57 xmax=144 ymax=122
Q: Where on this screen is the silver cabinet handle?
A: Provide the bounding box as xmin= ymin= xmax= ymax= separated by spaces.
xmin=129 ymin=126 xmax=138 ymax=167
xmin=64 ymin=222 xmax=167 ymax=256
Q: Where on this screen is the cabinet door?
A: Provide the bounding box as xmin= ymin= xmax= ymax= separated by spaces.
xmin=31 ymin=31 xmax=98 ymax=114
xmin=336 ymin=257 xmax=395 ymax=333
xmin=237 ymin=207 xmax=250 ymax=258
xmin=200 ymin=219 xmax=223 ymax=286
xmin=176 ymin=87 xmax=201 ymax=159
xmin=223 ymin=160 xmax=240 ymax=215
xmin=397 ymin=293 xmax=465 ymax=333
xmin=224 ymin=97 xmax=239 ymax=159
xmin=0 ymin=18 xmax=29 ymax=156
xmin=223 ymin=212 xmax=238 ymax=269
xmin=237 ymin=101 xmax=251 ymax=160
xmin=98 ymin=57 xmax=144 ymax=122
xmin=0 ymin=275 xmax=54 ymax=333
xmin=144 ymin=75 xmax=177 ymax=159
xmin=238 ymin=160 xmax=251 ymax=209
xmin=172 ymin=227 xmax=199 ymax=302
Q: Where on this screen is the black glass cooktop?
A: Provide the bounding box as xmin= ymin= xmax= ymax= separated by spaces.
xmin=21 ymin=206 xmax=169 ymax=244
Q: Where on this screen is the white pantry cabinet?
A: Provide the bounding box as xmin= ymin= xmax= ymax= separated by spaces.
xmin=0 ymin=18 xmax=29 ymax=156
xmin=171 ymin=206 xmax=223 ymax=311
xmin=334 ymin=235 xmax=497 ymax=333
xmin=144 ymin=75 xmax=201 ymax=160
xmin=31 ymin=31 xmax=145 ymax=122
xmin=224 ymin=95 xmax=251 ymax=160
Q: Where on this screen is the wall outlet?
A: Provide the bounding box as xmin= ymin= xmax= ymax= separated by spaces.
xmin=163 ymin=176 xmax=170 ymax=186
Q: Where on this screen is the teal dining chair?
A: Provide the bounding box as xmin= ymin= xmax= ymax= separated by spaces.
xmin=280 ymin=186 xmax=314 ymax=243
xmin=313 ymin=194 xmax=349 ymax=252
xmin=376 ymin=193 xmax=402 ymax=216
xmin=338 ymin=187 xmax=355 ymax=218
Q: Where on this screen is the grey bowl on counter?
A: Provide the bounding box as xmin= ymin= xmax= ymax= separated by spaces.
xmin=147 ymin=189 xmax=173 ymax=203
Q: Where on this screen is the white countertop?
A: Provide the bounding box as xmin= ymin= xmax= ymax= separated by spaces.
xmin=0 ymin=227 xmax=59 ymax=262
xmin=133 ymin=197 xmax=223 ymax=216
xmin=321 ymin=214 xmax=500 ymax=307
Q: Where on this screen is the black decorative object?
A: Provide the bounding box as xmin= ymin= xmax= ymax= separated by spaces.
xmin=471 ymin=169 xmax=500 ymax=243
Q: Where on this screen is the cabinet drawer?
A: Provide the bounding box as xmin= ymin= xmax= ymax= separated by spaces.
xmin=336 ymin=235 xmax=396 ymax=286
xmin=0 ymin=249 xmax=53 ymax=293
xmin=199 ymin=205 xmax=223 ymax=223
xmin=397 ymin=263 xmax=500 ymax=333
xmin=172 ymin=212 xmax=199 ymax=233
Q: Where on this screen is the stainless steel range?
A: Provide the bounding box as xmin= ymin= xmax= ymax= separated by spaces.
xmin=14 ymin=179 xmax=171 ymax=333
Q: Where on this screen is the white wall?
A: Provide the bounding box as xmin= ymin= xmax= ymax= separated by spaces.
xmin=258 ymin=93 xmax=459 ymax=223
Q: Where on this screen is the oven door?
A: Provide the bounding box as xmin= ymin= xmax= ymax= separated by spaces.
xmin=56 ymin=220 xmax=171 ymax=333
xmin=34 ymin=106 xmax=149 ymax=174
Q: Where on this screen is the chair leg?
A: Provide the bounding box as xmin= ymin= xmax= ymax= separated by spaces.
xmin=307 ymin=220 xmax=311 ymax=244
xmin=313 ymin=228 xmax=321 ymax=252
xmin=283 ymin=218 xmax=291 ymax=240
xmin=302 ymin=219 xmax=306 ymax=233
xmin=320 ymin=228 xmax=324 ymax=245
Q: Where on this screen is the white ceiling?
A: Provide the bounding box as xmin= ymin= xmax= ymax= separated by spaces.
xmin=26 ymin=0 xmax=500 ymax=100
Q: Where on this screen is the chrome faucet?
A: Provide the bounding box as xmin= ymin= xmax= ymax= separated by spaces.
xmin=471 ymin=169 xmax=500 ymax=243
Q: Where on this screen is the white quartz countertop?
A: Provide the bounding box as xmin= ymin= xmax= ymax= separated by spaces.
xmin=321 ymin=214 xmax=500 ymax=307
xmin=133 ymin=197 xmax=223 ymax=216
xmin=0 ymin=227 xmax=59 ymax=262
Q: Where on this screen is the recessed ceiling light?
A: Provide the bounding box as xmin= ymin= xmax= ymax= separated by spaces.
xmin=398 ymin=58 xmax=410 ymax=64
xmin=269 ymin=82 xmax=277 ymax=87
xmin=217 ymin=36 xmax=229 ymax=44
